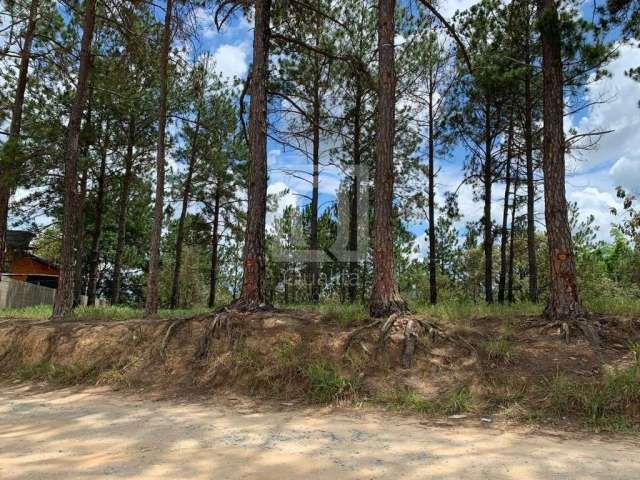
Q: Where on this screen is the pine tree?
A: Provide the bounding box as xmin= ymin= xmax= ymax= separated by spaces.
xmin=236 ymin=0 xmax=272 ymax=310
xmin=145 ymin=0 xmax=175 ymax=317
xmin=51 ymin=0 xmax=98 ymax=319
xmin=370 ymin=0 xmax=407 ymax=317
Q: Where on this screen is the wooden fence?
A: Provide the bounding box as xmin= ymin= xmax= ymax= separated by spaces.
xmin=0 ymin=277 xmax=56 ymax=309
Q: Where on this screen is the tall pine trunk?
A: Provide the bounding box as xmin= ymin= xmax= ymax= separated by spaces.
xmin=237 ymin=0 xmax=272 ymax=309
xmin=498 ymin=117 xmax=514 ymax=303
xmin=309 ymin=67 xmax=321 ymax=303
xmin=347 ymin=82 xmax=363 ymax=304
xmin=483 ymin=96 xmax=494 ymax=304
xmin=508 ymin=159 xmax=519 ymax=303
xmin=145 ymin=0 xmax=174 ymax=317
xmin=370 ymin=0 xmax=407 ymax=318
xmin=87 ymin=128 xmax=109 ymax=306
xmin=208 ymin=181 xmax=221 ymax=308
xmin=0 ymin=0 xmax=39 ymax=278
xmin=170 ymin=111 xmax=201 ymax=309
xmin=112 ymin=117 xmax=135 ymax=304
xmin=52 ymin=0 xmax=97 ymax=319
xmin=538 ymin=0 xmax=584 ymax=319
xmin=74 ymin=163 xmax=89 ymax=305
xmin=427 ymin=72 xmax=437 ymax=305
xmin=524 ymin=20 xmax=539 ymax=303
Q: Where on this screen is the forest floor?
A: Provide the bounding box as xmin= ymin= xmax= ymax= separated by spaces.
xmin=0 ymin=307 xmax=639 ymax=433
xmin=1 ymin=381 xmax=640 ymax=479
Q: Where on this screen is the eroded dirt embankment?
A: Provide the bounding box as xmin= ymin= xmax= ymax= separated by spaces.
xmin=0 ymin=311 xmax=322 ymax=392
xmin=0 ymin=311 xmax=639 ymax=430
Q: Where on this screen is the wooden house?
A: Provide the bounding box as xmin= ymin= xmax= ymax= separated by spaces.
xmin=1 ymin=230 xmax=59 ymax=289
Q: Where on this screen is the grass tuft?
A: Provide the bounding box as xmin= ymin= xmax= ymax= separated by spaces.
xmin=318 ymin=303 xmax=369 ymax=327
xmin=545 ymin=367 xmax=640 ymax=429
xmin=17 ymin=361 xmax=98 ymax=385
xmin=302 ymin=359 xmax=360 ymax=404
xmin=481 ymin=337 xmax=516 ymax=363
xmin=411 ymin=301 xmax=542 ymax=323
xmin=378 ymin=385 xmax=472 ymax=416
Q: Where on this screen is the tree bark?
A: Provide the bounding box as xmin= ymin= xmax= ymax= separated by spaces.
xmin=347 ymin=81 xmax=363 ymax=304
xmin=524 ymin=18 xmax=539 ymax=303
xmin=208 ymin=181 xmax=221 ymax=308
xmin=483 ymin=96 xmax=494 ymax=304
xmin=309 ymin=66 xmax=321 ymax=303
xmin=0 ymin=0 xmax=39 ymax=279
xmin=508 ymin=159 xmax=519 ymax=303
xmin=370 ymin=0 xmax=407 ymax=318
xmin=86 ymin=125 xmax=109 ymax=306
xmin=170 ymin=110 xmax=201 ymax=309
xmin=52 ymin=0 xmax=97 ymax=319
xmin=74 ymin=163 xmax=89 ymax=305
xmin=427 ymin=70 xmax=437 ymax=305
xmin=145 ymin=0 xmax=174 ymax=317
xmin=112 ymin=117 xmax=135 ymax=305
xmin=538 ymin=0 xmax=585 ymax=319
xmin=236 ymin=0 xmax=272 ymax=309
xmin=498 ymin=117 xmax=514 ymax=303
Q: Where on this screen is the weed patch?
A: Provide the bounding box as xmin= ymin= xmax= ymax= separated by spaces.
xmin=481 ymin=337 xmax=516 ymax=363
xmin=303 ymin=359 xmax=360 ymax=404
xmin=377 ymin=385 xmax=472 ymax=416
xmin=545 ymin=367 xmax=640 ymax=430
xmin=16 ymin=362 xmax=98 ymax=385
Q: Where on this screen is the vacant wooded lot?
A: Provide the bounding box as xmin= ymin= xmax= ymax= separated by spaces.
xmin=1 ymin=0 xmax=640 ymax=476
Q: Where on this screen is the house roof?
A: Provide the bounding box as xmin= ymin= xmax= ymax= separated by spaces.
xmin=20 ymin=253 xmax=60 ymax=272
xmin=5 ymin=230 xmax=36 ymax=250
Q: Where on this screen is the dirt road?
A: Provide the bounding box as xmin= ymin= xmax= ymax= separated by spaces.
xmin=1 ymin=383 xmax=638 ymax=479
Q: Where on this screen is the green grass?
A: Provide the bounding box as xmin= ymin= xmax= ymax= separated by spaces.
xmin=378 ymin=385 xmax=472 ymax=416
xmin=0 ymin=304 xmax=52 ymax=319
xmin=317 ymin=304 xmax=369 ymax=327
xmin=16 ymin=361 xmax=98 ymax=385
xmin=585 ymin=295 xmax=640 ymax=316
xmin=4 ymin=295 xmax=638 ymax=324
xmin=481 ymin=337 xmax=516 ymax=363
xmin=545 ymin=367 xmax=640 ymax=430
xmin=0 ymin=304 xmax=215 ymax=321
xmin=378 ymin=386 xmax=436 ymax=413
xmin=411 ymin=301 xmax=543 ymax=323
xmin=279 ymin=302 xmax=369 ymax=327
xmin=302 ymin=359 xmax=360 ymax=404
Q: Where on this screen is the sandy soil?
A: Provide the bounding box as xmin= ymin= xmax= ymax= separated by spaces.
xmin=1 ymin=383 xmax=639 ymax=480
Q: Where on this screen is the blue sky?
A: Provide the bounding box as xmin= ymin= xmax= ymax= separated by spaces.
xmin=175 ymin=1 xmax=640 ymax=248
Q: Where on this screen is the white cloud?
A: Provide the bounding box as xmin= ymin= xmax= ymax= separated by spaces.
xmin=567 ymin=186 xmax=622 ymax=241
xmin=212 ymin=43 xmax=249 ymax=82
xmin=610 ymin=156 xmax=640 ymax=194
xmin=439 ymin=0 xmax=481 ymax=18
xmin=569 ymin=44 xmax=640 ymax=195
xmin=266 ymin=181 xmax=298 ymax=227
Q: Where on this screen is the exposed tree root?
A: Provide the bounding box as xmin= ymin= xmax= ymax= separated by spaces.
xmin=533 ymin=315 xmax=602 ymax=347
xmin=345 ymin=313 xmax=452 ymax=368
xmin=231 ymin=298 xmax=272 ymax=313
xmin=345 ymin=319 xmax=383 ymax=351
xmin=195 ymin=309 xmax=241 ymax=360
xmin=160 ymin=318 xmax=191 ymax=357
